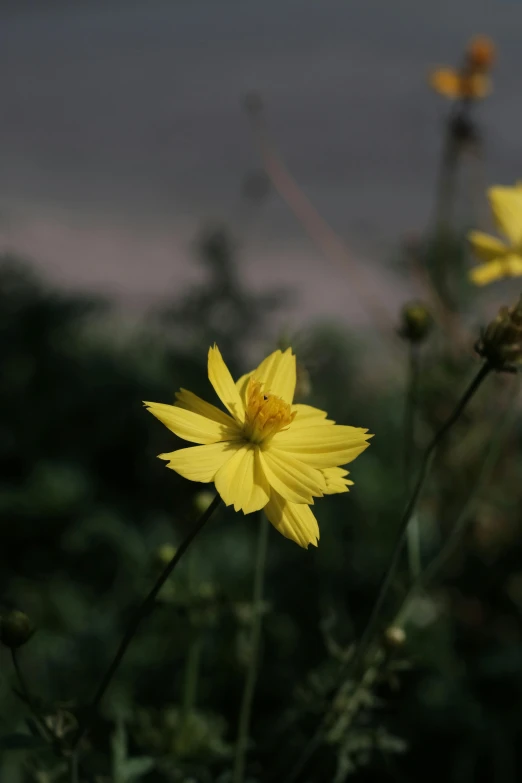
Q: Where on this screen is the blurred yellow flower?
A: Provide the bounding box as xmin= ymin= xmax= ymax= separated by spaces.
xmin=429 ymin=69 xmax=490 ymax=100
xmin=145 ymin=346 xmax=371 ymax=549
xmin=429 ymin=35 xmax=495 ymax=100
xmin=468 ymin=184 xmax=522 ymax=286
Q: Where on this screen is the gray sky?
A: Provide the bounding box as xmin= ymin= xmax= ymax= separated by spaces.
xmin=1 ymin=0 xmax=521 ymax=324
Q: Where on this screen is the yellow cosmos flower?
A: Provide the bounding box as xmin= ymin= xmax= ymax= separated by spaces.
xmin=468 ymin=184 xmax=522 ymax=286
xmin=429 ymin=68 xmax=490 ymax=100
xmin=429 ymin=36 xmax=494 ymax=100
xmin=145 ymin=346 xmax=371 ymax=549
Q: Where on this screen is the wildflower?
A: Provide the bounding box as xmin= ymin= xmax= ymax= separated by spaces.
xmin=429 ymin=35 xmax=494 ymax=100
xmin=145 ymin=347 xmax=371 ymax=548
xmin=468 ymin=185 xmax=522 ymax=286
xmin=430 ymin=68 xmax=490 ymax=100
xmin=399 ymin=302 xmax=432 ymax=343
xmin=476 ymin=294 xmax=522 ymax=372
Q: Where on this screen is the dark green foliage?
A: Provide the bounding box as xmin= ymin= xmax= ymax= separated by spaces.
xmin=1 ymin=232 xmax=522 ymax=783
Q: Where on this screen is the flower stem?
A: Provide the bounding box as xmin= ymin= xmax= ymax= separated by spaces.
xmin=285 ymin=361 xmax=491 ymax=783
xmin=434 ymin=117 xmax=460 ymax=236
xmin=181 ymin=551 xmax=203 ymax=732
xmin=232 ymin=513 xmax=269 ymax=783
xmin=11 ymin=649 xmax=56 ymax=746
xmin=404 ymin=341 xmax=422 ymax=579
xmin=72 ymin=493 xmax=221 ymax=751
xmin=68 ymin=753 xmax=79 ymax=783
xmin=354 ymin=360 xmax=491 ymax=670
xmin=395 ymin=378 xmax=519 ymax=626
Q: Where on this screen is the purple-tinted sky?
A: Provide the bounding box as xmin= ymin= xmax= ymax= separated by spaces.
xmin=1 ymin=0 xmax=521 ymax=324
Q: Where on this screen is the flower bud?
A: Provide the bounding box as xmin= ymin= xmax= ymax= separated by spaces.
xmin=476 ymin=295 xmax=522 ymax=372
xmin=383 ymin=626 xmax=406 ymax=650
xmin=399 ymin=302 xmax=432 ymax=343
xmin=0 ymin=610 xmax=34 ymax=649
xmin=466 ymin=36 xmax=495 ymax=71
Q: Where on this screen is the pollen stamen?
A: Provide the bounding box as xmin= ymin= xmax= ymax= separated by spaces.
xmin=243 ymin=378 xmax=295 ymax=444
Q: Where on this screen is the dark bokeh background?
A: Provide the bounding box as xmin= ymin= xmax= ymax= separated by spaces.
xmin=2 ymin=3 xmax=522 ymax=783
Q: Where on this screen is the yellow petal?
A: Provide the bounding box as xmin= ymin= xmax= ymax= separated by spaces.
xmin=214 ymin=444 xmax=270 ymax=513
xmin=429 ymin=68 xmax=462 ymax=99
xmin=469 ymin=72 xmax=491 ymax=98
xmin=264 ymin=492 xmax=319 ymax=548
xmin=144 ymin=401 xmax=241 ymax=444
xmin=469 ymin=255 xmax=522 ymax=286
xmin=322 ymin=467 xmax=354 ymax=495
xmin=291 ymin=404 xmax=334 ymax=428
xmin=488 ymin=186 xmax=522 ymax=245
xmin=251 ymin=348 xmax=296 ymax=403
xmin=235 ymin=372 xmax=251 ymax=403
xmin=272 ymin=424 xmax=371 ymax=468
xmin=159 ymin=441 xmax=239 ymax=482
xmin=208 ymin=345 xmax=245 ymax=424
xmin=468 ymin=230 xmax=508 ymax=263
xmin=259 ymin=447 xmax=326 ymax=504
xmin=175 ymin=389 xmax=236 ymax=426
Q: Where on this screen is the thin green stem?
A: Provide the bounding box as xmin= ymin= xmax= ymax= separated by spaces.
xmin=285 ymin=361 xmax=491 ymax=783
xmin=72 ymin=493 xmax=221 ymax=751
xmin=11 ymin=649 xmax=55 ymax=746
xmin=180 ymin=548 xmax=202 ymax=731
xmin=432 ymin=98 xmax=472 ymax=309
xmin=434 ymin=121 xmax=459 ymax=236
xmin=68 ymin=753 xmax=79 ymax=783
xmin=232 ymin=513 xmax=269 ymax=783
xmin=404 ymin=342 xmax=422 ymax=579
xmin=353 ymin=361 xmax=490 ymax=670
xmin=434 ymin=97 xmax=471 ymax=234
xmin=395 ymin=380 xmax=519 ymax=626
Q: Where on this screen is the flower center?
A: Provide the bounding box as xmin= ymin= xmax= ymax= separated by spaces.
xmin=243 ymin=377 xmax=295 ymax=444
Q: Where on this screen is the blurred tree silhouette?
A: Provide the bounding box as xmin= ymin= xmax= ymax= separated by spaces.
xmin=156 ymin=225 xmax=288 ymax=371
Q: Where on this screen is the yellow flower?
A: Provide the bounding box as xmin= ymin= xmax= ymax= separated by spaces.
xmin=468 ymin=184 xmax=522 ymax=286
xmin=429 ymin=36 xmax=494 ymax=100
xmin=145 ymin=346 xmax=371 ymax=549
xmin=429 ymin=68 xmax=490 ymax=100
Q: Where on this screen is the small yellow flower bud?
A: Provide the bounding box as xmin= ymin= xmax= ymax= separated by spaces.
xmin=383 ymin=626 xmax=406 ymax=650
xmin=399 ymin=302 xmax=432 ymax=343
xmin=193 ymin=491 xmax=215 ymax=515
xmin=476 ymin=295 xmax=522 ymax=372
xmin=0 ymin=610 xmax=34 ymax=649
